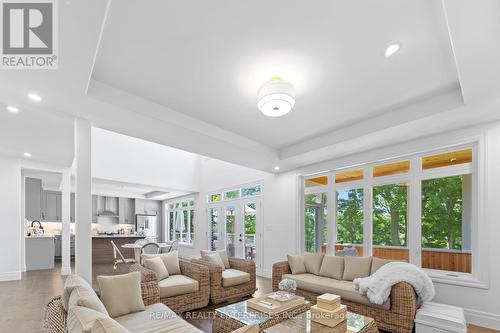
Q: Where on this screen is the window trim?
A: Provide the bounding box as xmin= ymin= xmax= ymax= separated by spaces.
xmin=300 ymin=139 xmax=488 ymax=288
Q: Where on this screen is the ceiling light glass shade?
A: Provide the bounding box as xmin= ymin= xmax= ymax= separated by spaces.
xmin=257 ymin=77 xmax=295 ymax=117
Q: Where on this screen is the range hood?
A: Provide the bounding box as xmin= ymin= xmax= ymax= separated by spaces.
xmin=98 ymin=196 xmax=119 ymax=217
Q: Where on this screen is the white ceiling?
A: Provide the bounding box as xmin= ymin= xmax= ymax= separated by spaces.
xmin=0 ymin=1 xmax=500 ymax=173
xmin=92 ymin=0 xmax=459 ymax=149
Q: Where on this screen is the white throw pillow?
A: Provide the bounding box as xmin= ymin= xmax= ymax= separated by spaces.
xmin=303 ymin=252 xmax=325 ymax=275
xmin=287 ymin=254 xmax=306 ymax=274
xmin=204 ymin=252 xmax=226 ymax=269
xmin=68 ymin=286 xmax=109 ymax=316
xmin=97 ymin=272 xmax=145 ymax=318
xmin=143 ymin=256 xmax=169 ymax=280
xmin=201 ymin=249 xmax=230 ymax=269
xmin=62 ymin=275 xmax=94 ymax=311
xmin=141 ymin=251 xmax=181 ymax=275
xmin=67 ymin=306 xmax=108 ymax=333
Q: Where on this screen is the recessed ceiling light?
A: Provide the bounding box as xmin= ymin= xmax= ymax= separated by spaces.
xmin=28 ymin=93 xmax=42 ymax=102
xmin=385 ymin=43 xmax=401 ymax=58
xmin=6 ymin=105 xmax=19 ymax=113
xmin=24 ymin=152 xmax=31 ymax=157
xmin=257 ymin=77 xmax=295 ymax=117
xmin=273 ymin=166 xmax=280 ymax=171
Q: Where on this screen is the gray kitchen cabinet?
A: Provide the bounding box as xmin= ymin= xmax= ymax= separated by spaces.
xmin=25 ymin=177 xmax=43 ymax=220
xmin=45 ymin=191 xmax=62 ymax=222
xmin=118 ymin=198 xmax=135 ymax=224
xmin=136 ymin=199 xmax=160 ymax=216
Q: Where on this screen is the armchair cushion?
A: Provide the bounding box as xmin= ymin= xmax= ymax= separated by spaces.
xmin=68 ymin=286 xmax=109 ymax=316
xmin=303 ymin=252 xmax=325 ymax=275
xmin=158 ymin=274 xmax=199 ymax=298
xmin=67 ymin=305 xmax=108 ymax=333
xmin=97 ymin=272 xmax=145 ymax=318
xmin=286 ymin=254 xmax=306 ymax=274
xmin=343 ymin=256 xmax=372 ymax=281
xmin=143 ymin=256 xmax=169 ymax=280
xmin=204 ymin=253 xmax=226 ymax=269
xmin=222 ymin=269 xmax=250 ymax=287
xmin=141 ymin=251 xmax=181 ymax=275
xmin=91 ymin=317 xmax=131 ymax=333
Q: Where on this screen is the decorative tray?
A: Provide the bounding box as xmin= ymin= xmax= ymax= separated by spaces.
xmin=247 ymin=293 xmax=306 ymax=315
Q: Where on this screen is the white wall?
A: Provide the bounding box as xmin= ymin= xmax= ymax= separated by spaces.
xmin=92 ymin=127 xmax=200 ymax=192
xmin=0 ymin=157 xmax=22 ymax=281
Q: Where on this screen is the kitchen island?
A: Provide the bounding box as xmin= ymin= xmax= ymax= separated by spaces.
xmin=92 ymin=235 xmax=145 ymax=264
xmin=26 ymin=236 xmax=55 ymax=271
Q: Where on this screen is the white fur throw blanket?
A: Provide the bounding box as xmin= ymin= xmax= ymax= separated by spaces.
xmin=353 ymin=262 xmax=435 ymax=307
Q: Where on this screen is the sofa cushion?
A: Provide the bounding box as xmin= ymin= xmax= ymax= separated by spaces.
xmin=115 ymin=303 xmax=203 ymax=333
xmin=319 ymin=255 xmax=344 ymax=280
xmin=371 ymin=257 xmax=396 ymax=275
xmin=282 ymin=273 xmax=390 ymax=310
xmin=91 ymin=317 xmax=131 ymax=333
xmin=141 ymin=251 xmax=181 ymax=275
xmin=67 ymin=306 xmax=109 ymax=333
xmin=287 ymin=254 xmax=306 ymax=274
xmin=69 ymin=286 xmax=109 ymax=316
xmin=158 ymin=274 xmax=199 ymax=298
xmin=222 ymin=269 xmax=251 ymax=287
xmin=303 ymin=252 xmax=325 ymax=275
xmin=343 ymin=256 xmax=372 ymax=281
xmin=201 ymin=249 xmax=230 ymax=269
xmin=144 ymin=256 xmax=169 ymax=280
xmin=63 ymin=275 xmax=94 ymax=311
xmin=203 ymin=253 xmax=226 ymax=269
xmin=97 ymin=272 xmax=145 ymax=318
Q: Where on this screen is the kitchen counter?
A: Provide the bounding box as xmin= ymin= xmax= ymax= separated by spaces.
xmin=92 ymin=235 xmax=145 ymax=264
xmin=26 ymin=236 xmax=55 ymax=271
xmin=26 ymin=235 xmax=54 ymax=239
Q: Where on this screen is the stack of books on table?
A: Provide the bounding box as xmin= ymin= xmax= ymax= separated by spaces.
xmin=311 ymin=293 xmax=347 ymax=332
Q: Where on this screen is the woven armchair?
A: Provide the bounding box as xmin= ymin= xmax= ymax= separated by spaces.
xmin=272 ymin=260 xmax=417 ymax=333
xmin=192 ymin=257 xmax=256 ymax=304
xmin=129 ymin=259 xmax=210 ymax=313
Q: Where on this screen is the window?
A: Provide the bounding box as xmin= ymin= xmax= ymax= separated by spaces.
xmin=208 ymin=184 xmax=262 ymax=203
xmin=301 ymin=145 xmax=477 ymax=282
xmin=373 ymin=183 xmax=409 ymax=261
xmin=336 ymin=189 xmax=364 ymax=256
xmin=242 ymin=185 xmax=262 ymax=197
xmin=208 ymin=193 xmax=222 ymax=202
xmin=224 ymin=190 xmax=240 ymax=200
xmin=421 ymin=175 xmax=472 ymax=273
xmin=166 ymin=198 xmax=195 ymax=244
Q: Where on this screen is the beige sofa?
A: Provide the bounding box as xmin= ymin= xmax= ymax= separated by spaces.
xmin=273 ymin=253 xmax=417 ymax=333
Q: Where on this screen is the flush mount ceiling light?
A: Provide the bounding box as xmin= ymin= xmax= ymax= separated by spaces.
xmin=385 ymin=43 xmax=401 ymax=58
xmin=24 ymin=152 xmax=31 ymax=157
xmin=257 ymin=77 xmax=295 ymax=117
xmin=273 ymin=166 xmax=280 ymax=171
xmin=6 ymin=105 xmax=19 ymax=113
xmin=28 ymin=92 xmax=42 ymax=102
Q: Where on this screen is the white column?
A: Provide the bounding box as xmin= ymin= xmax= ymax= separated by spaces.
xmin=74 ymin=119 xmax=92 ymax=283
xmin=61 ymin=168 xmax=72 ymax=275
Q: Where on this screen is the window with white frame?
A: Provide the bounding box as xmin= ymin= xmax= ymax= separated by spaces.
xmin=302 ymin=145 xmax=476 ymax=279
xmin=166 ymin=198 xmax=195 ymax=244
xmin=207 ymin=184 xmax=262 ymax=203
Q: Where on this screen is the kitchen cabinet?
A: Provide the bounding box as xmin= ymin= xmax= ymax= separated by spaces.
xmin=92 ymin=195 xmax=98 ymax=223
xmin=118 ymin=198 xmax=135 ymax=224
xmin=54 ymin=235 xmax=75 ymax=257
xmin=45 ymin=191 xmax=62 ymax=222
xmin=135 ymin=199 xmax=160 ymax=215
xmin=25 ymin=177 xmax=43 ymax=220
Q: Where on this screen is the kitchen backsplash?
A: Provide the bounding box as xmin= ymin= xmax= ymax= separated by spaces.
xmin=28 ymin=221 xmax=135 ymax=236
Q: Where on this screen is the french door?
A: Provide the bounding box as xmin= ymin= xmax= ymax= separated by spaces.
xmin=208 ymin=199 xmax=262 ymax=274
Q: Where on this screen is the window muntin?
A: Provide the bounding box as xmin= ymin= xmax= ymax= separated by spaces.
xmin=373 ymin=161 xmax=410 ymax=178
xmin=304 ymin=193 xmax=328 ymax=253
xmin=166 ymin=198 xmax=194 ymax=244
xmin=335 ymin=169 xmax=364 ymax=183
xmin=336 ymin=189 xmax=364 ymax=256
xmin=422 ymin=148 xmax=472 ymax=170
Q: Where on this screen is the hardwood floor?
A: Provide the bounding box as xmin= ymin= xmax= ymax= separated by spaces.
xmin=0 ymin=262 xmax=497 ymax=333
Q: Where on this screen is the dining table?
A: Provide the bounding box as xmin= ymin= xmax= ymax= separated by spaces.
xmin=121 ymin=242 xmax=171 ymax=262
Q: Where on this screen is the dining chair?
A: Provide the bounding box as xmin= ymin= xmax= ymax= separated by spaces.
xmin=141 ymin=242 xmax=161 ymax=255
xmin=111 ymin=240 xmax=136 ymax=270
xmin=167 ymin=240 xmax=179 ymax=253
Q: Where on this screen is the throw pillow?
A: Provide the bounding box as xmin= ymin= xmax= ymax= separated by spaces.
xmin=343 ymin=256 xmax=372 ymax=281
xmin=371 ymin=257 xmax=397 ymax=275
xmin=287 ymin=254 xmax=306 ymax=274
xmin=141 ymin=251 xmax=181 ymax=275
xmin=68 ymin=286 xmax=109 ymax=316
xmin=143 ymin=256 xmax=169 ymax=280
xmin=97 ymin=272 xmax=145 ymax=318
xmin=201 ymin=249 xmax=230 ymax=269
xmin=303 ymin=252 xmax=325 ymax=275
xmin=319 ymin=255 xmax=344 ymax=280
xmin=67 ymin=306 xmax=108 ymax=333
xmin=204 ymin=253 xmax=226 ymax=269
xmin=91 ymin=317 xmax=131 ymax=333
xmin=62 ymin=274 xmax=94 ymax=311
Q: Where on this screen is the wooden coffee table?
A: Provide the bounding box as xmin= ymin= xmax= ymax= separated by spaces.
xmin=262 ymin=310 xmax=379 ymax=333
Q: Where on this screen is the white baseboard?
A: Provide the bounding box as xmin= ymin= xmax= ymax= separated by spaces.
xmin=465 ymin=308 xmax=500 ymax=330
xmin=0 ymin=271 xmax=21 ymax=281
xmin=61 ymin=266 xmax=72 ymax=276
